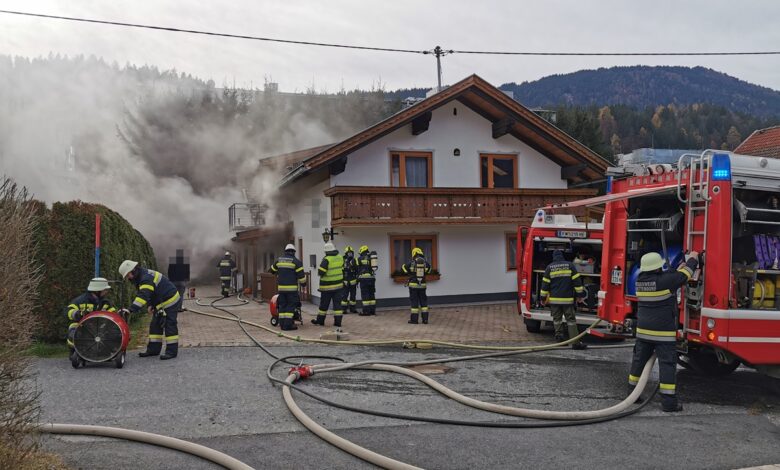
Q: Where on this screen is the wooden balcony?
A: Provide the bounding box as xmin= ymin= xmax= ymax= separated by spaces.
xmin=324 ymin=186 xmax=597 ymax=226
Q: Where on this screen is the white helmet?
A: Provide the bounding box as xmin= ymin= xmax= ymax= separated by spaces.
xmin=118 ymin=260 xmax=138 ymax=279
xmin=324 ymin=242 xmax=335 ymax=252
xmin=88 ymin=277 xmax=111 ymax=291
xmin=285 ymin=244 xmax=296 ymax=252
xmin=225 ymin=251 xmax=231 ymax=256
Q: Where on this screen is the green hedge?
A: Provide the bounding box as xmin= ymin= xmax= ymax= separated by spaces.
xmin=33 ymin=201 xmax=156 ymax=342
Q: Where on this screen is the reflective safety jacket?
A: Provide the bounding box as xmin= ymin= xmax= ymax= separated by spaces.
xmin=318 ymin=251 xmax=344 ymax=292
xmin=540 ymin=255 xmax=585 ymax=305
xmin=65 ymin=292 xmax=115 ymax=321
xmin=129 ymin=268 xmax=181 ymax=314
xmin=217 ymin=255 xmax=235 ymax=280
xmin=343 ymin=253 xmax=358 ymax=285
xmin=402 ymin=255 xmax=431 ymax=289
xmin=357 ymin=252 xmax=375 ymax=280
xmin=635 ymin=258 xmax=698 ymax=342
xmin=270 ymin=252 xmax=306 ymax=292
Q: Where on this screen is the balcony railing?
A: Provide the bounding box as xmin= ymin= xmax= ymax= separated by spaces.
xmin=324 ymin=186 xmax=597 ymax=226
xmin=229 ymin=203 xmax=268 ymax=231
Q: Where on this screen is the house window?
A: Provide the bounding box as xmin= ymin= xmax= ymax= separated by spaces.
xmin=390 ymin=234 xmax=438 ymax=275
xmin=480 ymin=154 xmax=517 ymax=189
xmin=390 ymin=152 xmax=432 ymax=188
xmin=506 ymin=233 xmax=518 ymax=270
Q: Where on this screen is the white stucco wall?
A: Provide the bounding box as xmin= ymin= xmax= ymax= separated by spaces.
xmin=330 ymin=102 xmax=567 ymax=189
xmin=285 ymin=174 xmax=331 ymax=293
xmin=290 ymin=222 xmax=517 ymax=302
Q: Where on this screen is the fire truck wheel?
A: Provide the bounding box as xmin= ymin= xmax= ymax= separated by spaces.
xmin=270 ymin=317 xmax=279 ymax=327
xmin=524 ymin=319 xmax=542 ymax=333
xmin=684 ymin=350 xmax=740 ymax=376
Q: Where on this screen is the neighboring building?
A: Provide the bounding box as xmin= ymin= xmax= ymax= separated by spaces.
xmin=234 ymin=74 xmax=609 ymax=306
xmin=735 ymin=125 xmax=780 ymax=158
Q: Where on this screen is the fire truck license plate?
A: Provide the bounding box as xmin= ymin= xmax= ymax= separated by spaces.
xmin=557 ymin=230 xmax=587 ymax=239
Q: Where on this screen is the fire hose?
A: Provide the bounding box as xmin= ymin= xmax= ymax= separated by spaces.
xmin=199 ymin=296 xmax=659 ymax=469
xmin=38 ymin=423 xmax=253 ymax=470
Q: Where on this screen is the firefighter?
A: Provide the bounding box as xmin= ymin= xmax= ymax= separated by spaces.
xmin=341 ymin=245 xmax=359 ymax=313
xmin=270 ymin=244 xmax=306 ymax=331
xmin=628 ymin=250 xmax=699 ymax=412
xmin=312 ymin=243 xmax=344 ymax=327
xmin=119 ymin=259 xmax=182 ymax=360
xmin=217 ymin=251 xmax=235 ymax=297
xmin=539 ymin=249 xmax=588 ymax=350
xmin=65 ymin=278 xmax=115 ymax=361
xmin=403 ymin=247 xmax=431 ymax=324
xmin=357 ymin=245 xmax=376 ymax=315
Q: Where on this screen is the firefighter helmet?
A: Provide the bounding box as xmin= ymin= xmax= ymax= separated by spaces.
xmin=344 ymin=245 xmax=353 ymax=254
xmin=412 ymin=247 xmax=424 ymax=257
xmin=640 ymin=252 xmax=665 ymax=272
xmin=87 ymin=277 xmax=111 ymax=292
xmin=285 ymin=244 xmax=296 ymax=252
xmin=359 ymin=245 xmax=369 ymax=254
xmin=118 ymin=260 xmax=138 ymax=279
xmin=324 ymin=242 xmax=336 ymax=252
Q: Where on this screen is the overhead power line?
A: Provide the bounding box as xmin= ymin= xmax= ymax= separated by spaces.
xmin=2 ymin=9 xmax=780 ymax=57
xmin=0 ymin=9 xmax=428 ymax=55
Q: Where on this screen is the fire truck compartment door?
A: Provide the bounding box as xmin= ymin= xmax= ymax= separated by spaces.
xmin=542 ymin=184 xmax=679 ymax=210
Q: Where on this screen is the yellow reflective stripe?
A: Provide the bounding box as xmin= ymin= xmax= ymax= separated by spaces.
xmin=277 ymin=262 xmax=296 ymax=268
xmin=165 ymin=335 xmax=179 ymax=342
xmin=636 ymin=290 xmax=671 ymax=297
xmin=542 ymin=277 xmax=551 ymax=283
xmin=278 ymin=284 xmax=298 ymax=289
xmin=550 ymin=269 xmax=572 ymax=276
xmin=636 ymin=328 xmax=676 ymax=337
xmin=318 ymin=267 xmax=327 ymax=273
xmin=678 ymin=265 xmax=693 ymax=279
xmin=296 ymin=267 xmax=304 ymax=272
xmin=628 ymin=374 xmax=640 ymax=383
xmin=539 ymin=290 xmax=549 ymax=295
xmin=659 ymin=383 xmax=676 ymax=390
xmin=574 ymin=286 xmax=585 ymax=292
xmin=549 ymin=297 xmax=574 ymax=302
xmin=156 ymin=291 xmax=181 ymax=310
xmin=107 ymin=307 xmax=117 ymax=312
xmin=139 ymin=284 xmax=154 ymax=291
xmin=133 ymin=297 xmax=148 ymax=306
xmin=571 ymin=273 xmax=581 ymax=280
xmin=152 ymin=271 xmax=162 ymax=285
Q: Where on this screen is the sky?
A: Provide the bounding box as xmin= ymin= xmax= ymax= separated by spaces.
xmin=1 ymin=0 xmax=780 ymax=92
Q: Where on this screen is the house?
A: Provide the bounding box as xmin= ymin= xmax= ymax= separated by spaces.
xmin=233 ymin=74 xmax=609 ymax=306
xmin=735 ymin=125 xmax=780 ymax=159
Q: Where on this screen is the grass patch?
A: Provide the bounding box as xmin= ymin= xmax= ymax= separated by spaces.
xmin=25 ymin=341 xmax=69 ymax=358
xmin=128 ymin=313 xmax=151 ymax=350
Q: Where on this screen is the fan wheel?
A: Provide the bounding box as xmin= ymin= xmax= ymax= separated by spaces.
xmin=73 ymin=315 xmax=124 ymax=362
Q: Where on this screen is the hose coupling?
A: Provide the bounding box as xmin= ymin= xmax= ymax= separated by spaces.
xmin=289 ymin=365 xmax=313 ymax=380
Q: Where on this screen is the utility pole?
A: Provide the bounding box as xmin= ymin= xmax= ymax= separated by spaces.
xmin=431 ymin=46 xmax=453 ymax=92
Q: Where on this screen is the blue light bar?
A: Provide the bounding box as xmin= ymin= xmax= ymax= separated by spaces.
xmin=711 ymin=153 xmax=731 ymax=181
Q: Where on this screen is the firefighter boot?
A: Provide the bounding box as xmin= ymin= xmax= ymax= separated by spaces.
xmin=280 ymin=317 xmax=298 ymax=331
xmin=311 ymin=315 xmax=326 ymax=326
xmin=661 ymin=394 xmax=683 ymax=412
xmin=160 ymin=338 xmax=178 ymax=360
xmin=334 ymin=315 xmax=343 ymax=328
xmin=139 ymin=342 xmax=162 ymax=357
xmin=421 ymin=311 xmax=429 ymax=324
xmin=568 ymin=323 xmax=587 ymax=350
xmin=408 ymin=313 xmax=419 ymax=324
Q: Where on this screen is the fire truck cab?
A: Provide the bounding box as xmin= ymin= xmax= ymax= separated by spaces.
xmin=517 ymin=211 xmax=603 ymax=333
xmin=550 ymin=151 xmax=780 ymax=377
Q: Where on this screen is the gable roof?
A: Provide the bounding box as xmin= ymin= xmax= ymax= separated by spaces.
xmin=735 ymin=125 xmax=780 ymax=159
xmin=259 ymin=143 xmax=335 ymax=170
xmin=280 ymin=74 xmax=609 ymax=186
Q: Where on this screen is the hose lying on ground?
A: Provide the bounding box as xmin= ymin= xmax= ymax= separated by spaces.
xmin=38 ymin=423 xmax=253 ymax=470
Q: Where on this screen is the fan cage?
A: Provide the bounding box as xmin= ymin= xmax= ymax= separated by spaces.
xmin=73 ymin=315 xmax=124 ymax=362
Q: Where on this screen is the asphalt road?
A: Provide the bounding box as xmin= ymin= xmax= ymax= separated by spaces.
xmin=36 ymin=342 xmax=780 ymax=470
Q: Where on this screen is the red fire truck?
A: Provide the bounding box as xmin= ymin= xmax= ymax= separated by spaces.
xmin=517 ymin=212 xmax=604 ymax=333
xmin=547 ymin=151 xmax=780 ymax=377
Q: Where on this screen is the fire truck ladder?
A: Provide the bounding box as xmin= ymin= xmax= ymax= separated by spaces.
xmin=676 ymin=151 xmax=714 ymax=336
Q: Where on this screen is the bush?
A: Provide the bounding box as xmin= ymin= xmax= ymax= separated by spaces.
xmin=0 ymin=178 xmax=44 ymax=467
xmin=33 ymin=201 xmax=156 ymax=342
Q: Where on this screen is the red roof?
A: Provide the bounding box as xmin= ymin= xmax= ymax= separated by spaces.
xmin=735 ymin=126 xmax=780 ymax=159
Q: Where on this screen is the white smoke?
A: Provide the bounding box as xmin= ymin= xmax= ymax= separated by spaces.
xmin=0 ymin=55 xmax=337 ymax=279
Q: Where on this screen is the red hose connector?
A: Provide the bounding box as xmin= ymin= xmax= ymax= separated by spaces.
xmin=289 ymin=365 xmax=313 ymax=380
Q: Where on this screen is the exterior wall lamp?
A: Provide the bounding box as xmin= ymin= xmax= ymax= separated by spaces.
xmin=322 ymin=227 xmax=336 ymax=242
